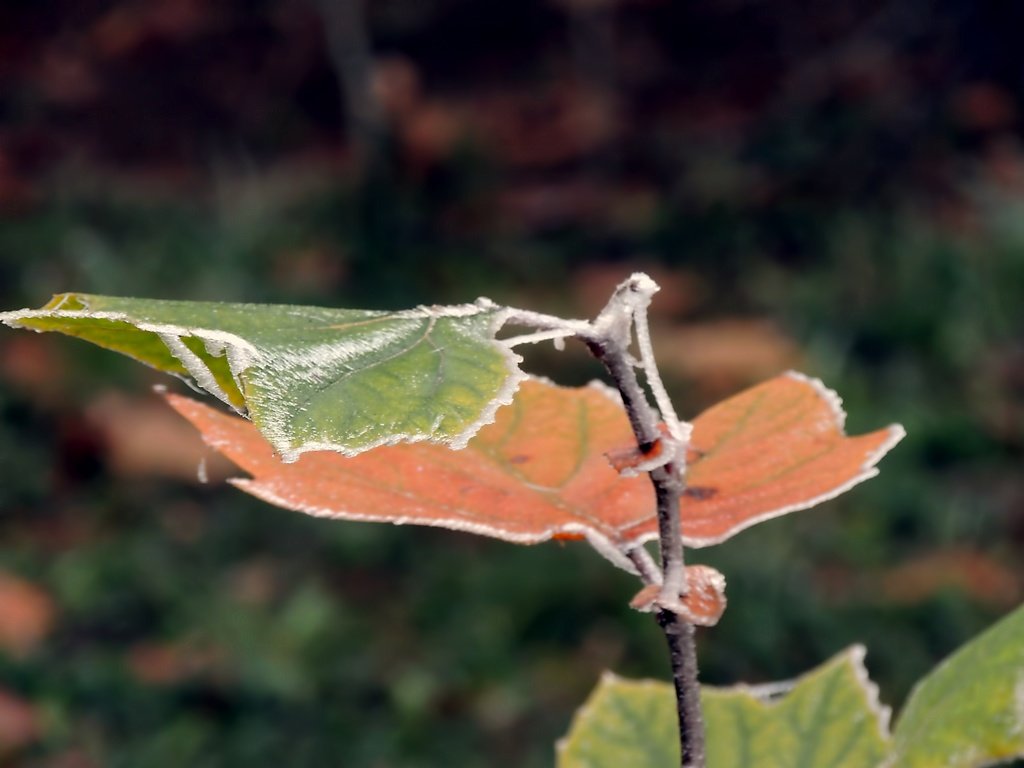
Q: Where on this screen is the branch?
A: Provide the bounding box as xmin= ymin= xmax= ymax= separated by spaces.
xmin=500 ymin=273 xmax=707 ymax=765
xmin=658 ymin=611 xmax=704 ymax=768
xmin=580 ymin=274 xmax=706 ymax=768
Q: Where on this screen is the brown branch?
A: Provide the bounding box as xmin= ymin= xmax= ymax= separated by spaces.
xmin=580 ymin=275 xmax=706 ymax=767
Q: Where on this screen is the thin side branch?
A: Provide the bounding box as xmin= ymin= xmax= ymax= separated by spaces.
xmin=501 ymin=307 xmax=592 ymax=336
xmin=502 ymin=328 xmax=580 ymax=347
xmin=627 ymin=547 xmax=662 ymax=585
xmin=632 ymin=300 xmax=691 ymax=446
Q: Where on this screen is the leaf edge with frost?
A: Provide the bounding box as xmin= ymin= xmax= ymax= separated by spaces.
xmin=0 ymin=293 xmax=527 ymax=459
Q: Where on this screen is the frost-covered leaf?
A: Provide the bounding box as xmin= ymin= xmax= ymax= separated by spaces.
xmin=165 ymin=373 xmax=902 ymax=570
xmin=556 ymin=647 xmax=891 ymax=768
xmin=700 ymin=647 xmax=891 ymax=768
xmin=164 ymin=373 xmax=900 ymax=555
xmin=885 ymin=601 xmax=1024 ymax=768
xmin=621 ymin=371 xmax=905 ymax=547
xmin=0 ymin=293 xmax=522 ymax=459
xmin=556 ymin=673 xmax=679 ymax=768
xmin=165 ymin=378 xmax=652 ymax=571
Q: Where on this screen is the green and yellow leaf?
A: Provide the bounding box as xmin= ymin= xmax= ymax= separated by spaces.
xmin=0 ymin=293 xmax=523 ymax=459
xmin=557 ymin=647 xmax=891 ymax=768
xmin=886 ymin=601 xmax=1024 ymax=768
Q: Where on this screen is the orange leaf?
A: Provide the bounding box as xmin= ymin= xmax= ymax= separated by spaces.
xmin=622 ymin=371 xmax=906 ymax=546
xmin=165 ymin=373 xmax=903 ymax=567
xmin=166 ymin=379 xmax=651 ymax=571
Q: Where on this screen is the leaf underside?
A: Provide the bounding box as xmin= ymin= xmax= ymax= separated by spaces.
xmin=0 ymin=293 xmax=522 ymax=459
xmin=556 ymin=646 xmax=891 ymax=768
xmin=165 ymin=373 xmax=902 ymax=568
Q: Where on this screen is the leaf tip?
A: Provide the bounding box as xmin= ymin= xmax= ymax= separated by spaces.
xmin=887 ymin=422 xmax=908 ymax=445
xmin=844 ymin=643 xmax=893 ymax=738
xmin=680 ymin=375 xmax=908 ymax=548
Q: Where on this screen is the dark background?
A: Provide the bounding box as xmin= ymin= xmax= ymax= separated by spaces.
xmin=1 ymin=0 xmax=1023 ymax=765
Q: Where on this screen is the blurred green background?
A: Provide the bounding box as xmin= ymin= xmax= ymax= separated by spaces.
xmin=1 ymin=0 xmax=1023 ymax=765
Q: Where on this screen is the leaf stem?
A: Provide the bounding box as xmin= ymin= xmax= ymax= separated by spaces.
xmin=581 ymin=274 xmax=706 ymax=768
xmin=500 ymin=307 xmax=592 ymax=336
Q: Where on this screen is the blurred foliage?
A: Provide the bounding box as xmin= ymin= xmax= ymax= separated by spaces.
xmin=2 ymin=0 xmax=1024 ymax=765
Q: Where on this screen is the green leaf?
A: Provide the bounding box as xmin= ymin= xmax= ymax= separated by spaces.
xmin=556 ymin=673 xmax=679 ymax=768
xmin=0 ymin=293 xmax=523 ymax=459
xmin=886 ymin=602 xmax=1024 ymax=768
xmin=701 ymin=646 xmax=890 ymax=768
xmin=557 ymin=647 xmax=890 ymax=768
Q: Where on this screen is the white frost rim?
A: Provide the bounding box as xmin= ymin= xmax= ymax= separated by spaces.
xmin=0 ymin=308 xmax=256 ymax=411
xmin=0 ymin=302 xmax=529 ymax=461
xmin=228 ymin=478 xmax=638 ymax=574
xmin=557 ymin=647 xmax=892 ymax=757
xmin=706 ymin=644 xmax=892 ymax=736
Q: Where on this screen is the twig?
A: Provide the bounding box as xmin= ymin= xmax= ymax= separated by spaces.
xmin=658 ymin=611 xmax=704 ymax=768
xmin=632 ymin=296 xmax=690 ymax=446
xmin=502 ymin=328 xmax=581 ymax=347
xmin=627 ymin=547 xmax=662 ymax=585
xmin=580 ymin=274 xmax=706 ymax=768
xmin=501 ymin=307 xmax=592 ymax=336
